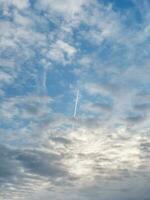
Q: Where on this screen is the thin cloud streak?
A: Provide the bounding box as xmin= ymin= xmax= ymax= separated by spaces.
xmin=74 ymin=89 xmax=79 ymax=118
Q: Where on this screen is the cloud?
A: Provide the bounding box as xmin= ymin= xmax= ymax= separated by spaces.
xmin=12 ymin=0 xmax=30 ymax=10
xmin=48 ymin=40 xmax=77 ymax=64
xmin=0 ymin=145 xmax=21 ymax=182
xmin=125 ymin=113 xmax=146 ymax=124
xmin=0 ymin=0 xmax=150 ymax=199
xmin=0 ymin=71 xmax=13 ymax=84
xmin=84 ymin=82 xmax=111 ymax=96
xmin=36 ymin=0 xmax=86 ymax=17
xmin=135 ymin=103 xmax=150 ymax=110
xmin=0 ymin=0 xmax=30 ymax=16
xmin=16 ymin=149 xmax=66 ymax=178
xmin=0 ymin=95 xmax=53 ymax=120
xmin=81 ymin=102 xmax=113 ymax=116
xmin=0 ymin=144 xmax=69 ymax=199
xmin=1 ymin=127 xmax=150 ymax=200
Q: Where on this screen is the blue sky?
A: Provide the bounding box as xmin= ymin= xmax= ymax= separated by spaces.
xmin=0 ymin=0 xmax=150 ymax=199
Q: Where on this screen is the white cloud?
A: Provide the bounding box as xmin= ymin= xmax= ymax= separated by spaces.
xmin=0 ymin=71 xmax=13 ymax=84
xmin=0 ymin=0 xmax=30 ymax=16
xmin=56 ymin=40 xmax=76 ymax=56
xmin=48 ymin=40 xmax=76 ymax=63
xmin=37 ymin=0 xmax=87 ymax=17
xmin=12 ymin=0 xmax=30 ymax=10
xmin=13 ymin=11 xmax=32 ymax=27
xmin=84 ymin=82 xmax=110 ymax=96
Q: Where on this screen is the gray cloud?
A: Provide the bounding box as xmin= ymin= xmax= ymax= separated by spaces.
xmin=134 ymin=103 xmax=150 ymax=111
xmin=125 ymin=114 xmax=146 ymax=124
xmin=16 ymin=149 xmax=66 ymax=178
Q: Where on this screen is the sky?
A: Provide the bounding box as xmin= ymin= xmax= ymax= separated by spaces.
xmin=0 ymin=0 xmax=150 ymax=199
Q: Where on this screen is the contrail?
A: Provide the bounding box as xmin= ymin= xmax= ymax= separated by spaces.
xmin=43 ymin=67 xmax=47 ymax=95
xmin=73 ymin=89 xmax=79 ymax=118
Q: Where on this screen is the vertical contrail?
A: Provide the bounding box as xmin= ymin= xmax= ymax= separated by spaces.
xmin=43 ymin=67 xmax=47 ymax=95
xmin=73 ymin=89 xmax=79 ymax=118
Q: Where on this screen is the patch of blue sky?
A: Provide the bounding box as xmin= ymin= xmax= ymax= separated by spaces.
xmin=100 ymin=0 xmax=135 ymax=9
xmin=46 ymin=67 xmax=77 ymax=115
xmin=97 ymin=42 xmax=130 ymax=67
xmin=4 ymin=71 xmax=37 ymax=97
xmin=101 ymin=0 xmax=143 ymax=27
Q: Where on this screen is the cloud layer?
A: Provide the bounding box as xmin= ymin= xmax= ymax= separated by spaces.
xmin=0 ymin=0 xmax=150 ymax=199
